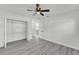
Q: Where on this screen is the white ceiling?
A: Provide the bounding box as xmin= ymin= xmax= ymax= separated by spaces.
xmin=0 ymin=4 xmax=79 ymax=19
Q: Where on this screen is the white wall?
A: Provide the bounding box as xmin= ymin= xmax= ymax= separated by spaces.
xmin=43 ymin=8 xmax=79 ymax=50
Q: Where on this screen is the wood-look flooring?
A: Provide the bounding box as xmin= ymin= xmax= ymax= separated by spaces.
xmin=0 ymin=39 xmax=79 ymax=55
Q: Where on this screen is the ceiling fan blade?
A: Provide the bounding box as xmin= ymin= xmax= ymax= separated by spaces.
xmin=27 ymin=9 xmax=34 ymax=11
xmin=41 ymin=9 xmax=50 ymax=12
xmin=40 ymin=13 xmax=44 ymax=16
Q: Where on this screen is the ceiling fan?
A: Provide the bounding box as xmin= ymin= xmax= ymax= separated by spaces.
xmin=27 ymin=4 xmax=50 ymax=16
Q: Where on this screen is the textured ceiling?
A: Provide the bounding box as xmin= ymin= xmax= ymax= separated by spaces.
xmin=0 ymin=4 xmax=78 ymax=19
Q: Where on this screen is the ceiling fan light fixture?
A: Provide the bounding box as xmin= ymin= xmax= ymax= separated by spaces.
xmin=36 ymin=12 xmax=40 ymax=15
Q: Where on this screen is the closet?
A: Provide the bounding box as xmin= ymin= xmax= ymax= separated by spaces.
xmin=7 ymin=19 xmax=26 ymax=42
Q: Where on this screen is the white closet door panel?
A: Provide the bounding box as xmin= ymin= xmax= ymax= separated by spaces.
xmin=7 ymin=20 xmax=13 ymax=42
xmin=13 ymin=23 xmax=25 ymax=33
xmin=7 ymin=22 xmax=13 ymax=34
xmin=13 ymin=33 xmax=25 ymax=41
xmin=7 ymin=34 xmax=13 ymax=42
xmin=13 ymin=21 xmax=25 ymax=33
xmin=0 ymin=17 xmax=5 ymax=47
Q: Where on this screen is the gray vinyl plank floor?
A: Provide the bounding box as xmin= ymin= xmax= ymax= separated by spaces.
xmin=0 ymin=39 xmax=79 ymax=55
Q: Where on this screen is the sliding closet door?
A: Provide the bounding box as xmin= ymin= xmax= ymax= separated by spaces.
xmin=7 ymin=19 xmax=26 ymax=42
xmin=13 ymin=20 xmax=26 ymax=41
xmin=0 ymin=17 xmax=5 ymax=47
xmin=7 ymin=20 xmax=13 ymax=42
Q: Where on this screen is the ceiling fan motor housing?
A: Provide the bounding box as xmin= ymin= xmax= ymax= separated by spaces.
xmin=36 ymin=8 xmax=41 ymax=12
